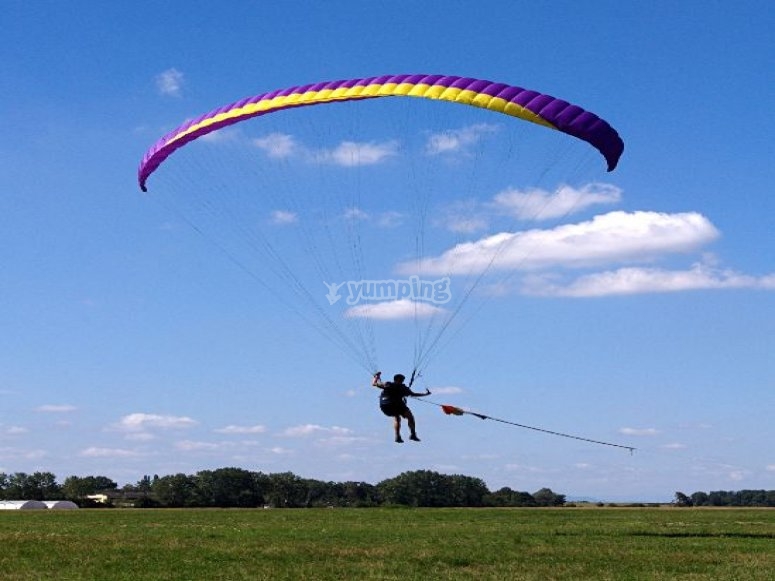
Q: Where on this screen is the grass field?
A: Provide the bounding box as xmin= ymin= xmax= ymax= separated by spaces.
xmin=1 ymin=507 xmax=774 ymax=580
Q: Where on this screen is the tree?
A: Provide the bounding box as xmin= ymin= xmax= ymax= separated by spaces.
xmin=2 ymin=472 xmax=59 ymax=500
xmin=135 ymin=475 xmax=153 ymax=498
xmin=263 ymin=472 xmax=308 ymax=508
xmin=485 ymin=487 xmax=537 ymax=507
xmin=4 ymin=473 xmax=28 ymax=499
xmin=192 ymin=468 xmax=263 ymax=508
xmin=378 ymin=470 xmax=444 ymax=507
xmin=673 ymin=491 xmax=693 ymax=507
xmin=377 ymin=470 xmax=491 ymax=507
xmin=62 ymin=475 xmax=117 ymax=502
xmin=532 ymin=488 xmax=566 ymax=507
xmin=152 ymin=473 xmax=196 ymax=507
xmin=446 ymin=474 xmax=489 ymax=507
xmin=29 ymin=472 xmax=61 ymax=500
xmin=340 ymin=481 xmax=378 ymax=507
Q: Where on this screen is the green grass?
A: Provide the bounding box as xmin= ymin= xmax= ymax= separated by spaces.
xmin=1 ymin=507 xmax=774 ymax=580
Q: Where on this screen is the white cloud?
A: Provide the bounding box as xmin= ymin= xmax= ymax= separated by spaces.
xmin=80 ymin=447 xmax=140 ymax=458
xmin=436 ymin=200 xmax=490 ymax=234
xmin=425 ymin=123 xmax=498 ymax=155
xmin=253 ymin=132 xmax=298 ymax=158
xmin=661 ymin=442 xmax=687 ymax=450
xmin=315 ymin=140 xmax=398 ymax=166
xmin=505 ymin=463 xmax=544 ymax=473
xmin=400 ymin=211 xmax=720 ymax=276
xmin=214 ymin=424 xmax=267 ymax=435
xmin=35 ymin=404 xmax=77 ymax=413
xmin=341 ymin=207 xmax=406 ymax=228
xmin=619 ymin=427 xmax=660 ymax=436
xmin=344 ymin=299 xmax=446 ymax=320
xmin=342 ymin=207 xmax=370 ymax=221
xmin=115 ymin=413 xmax=197 ymax=432
xmin=766 ymin=464 xmax=775 ymax=472
xmin=270 ymin=210 xmax=298 ymax=225
xmin=314 ymin=435 xmax=367 ymax=448
xmin=491 ymin=183 xmax=622 ymax=221
xmin=0 ymin=447 xmax=47 ymax=461
xmin=125 ymin=432 xmax=155 ymax=442
xmin=445 ymin=215 xmax=490 ymax=234
xmin=175 ymin=440 xmax=220 ymax=452
xmin=201 ymin=127 xmax=242 ymax=144
xmin=377 ymin=211 xmax=404 ymax=228
xmin=269 ymin=446 xmax=293 ymax=455
xmin=524 ymin=262 xmax=775 ymax=297
xmin=436 ymin=182 xmax=620 ymax=234
xmin=430 ymin=386 xmax=464 ymax=395
xmin=4 ymin=426 xmax=28 ymax=435
xmin=155 ymin=68 xmax=184 ymax=97
xmin=282 ymin=424 xmax=352 ymax=438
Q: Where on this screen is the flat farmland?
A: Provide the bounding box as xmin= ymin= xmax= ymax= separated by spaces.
xmin=1 ymin=507 xmax=773 ymax=579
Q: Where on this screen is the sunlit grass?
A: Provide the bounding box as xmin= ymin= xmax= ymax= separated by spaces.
xmin=1 ymin=508 xmax=773 ymax=579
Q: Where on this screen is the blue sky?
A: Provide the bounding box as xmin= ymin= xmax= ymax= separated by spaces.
xmin=1 ymin=1 xmax=773 ymax=501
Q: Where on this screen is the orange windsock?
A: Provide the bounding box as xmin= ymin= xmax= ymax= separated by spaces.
xmin=441 ymin=404 xmax=465 ymax=416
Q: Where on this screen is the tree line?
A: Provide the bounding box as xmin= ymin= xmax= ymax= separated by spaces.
xmin=0 ymin=469 xmax=565 ymax=508
xmin=674 ymin=489 xmax=775 ymax=507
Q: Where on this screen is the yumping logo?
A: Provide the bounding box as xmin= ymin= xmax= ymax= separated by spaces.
xmin=324 ymin=276 xmax=452 ymax=306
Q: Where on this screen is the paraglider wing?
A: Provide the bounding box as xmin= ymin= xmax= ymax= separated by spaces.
xmin=138 ymin=74 xmax=624 ymax=191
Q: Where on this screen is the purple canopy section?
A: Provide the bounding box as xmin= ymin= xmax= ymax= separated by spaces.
xmin=138 ymin=74 xmax=623 ymax=191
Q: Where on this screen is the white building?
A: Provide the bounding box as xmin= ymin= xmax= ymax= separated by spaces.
xmin=0 ymin=500 xmax=48 ymax=510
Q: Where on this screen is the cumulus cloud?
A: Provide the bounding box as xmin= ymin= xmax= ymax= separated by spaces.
xmin=114 ymin=413 xmax=197 ymax=432
xmin=619 ymin=427 xmax=660 ymax=436
xmin=253 ymin=132 xmax=298 ymax=158
xmin=269 ymin=446 xmax=293 ymax=455
xmin=337 ymin=207 xmax=402 ymax=227
xmin=155 ymin=68 xmax=184 ymax=97
xmin=35 ymin=404 xmax=77 ymax=413
xmin=436 ymin=200 xmax=490 ymax=234
xmin=436 ymin=183 xmax=621 ymax=234
xmin=523 ymin=262 xmax=775 ymax=297
xmin=314 ymin=140 xmax=399 ymax=166
xmin=344 ymin=299 xmax=446 ymax=320
xmin=124 ymin=432 xmax=155 ymax=442
xmin=214 ymin=424 xmax=267 ymax=435
xmin=282 ymin=424 xmax=352 ymax=438
xmin=430 ymin=386 xmax=464 ymax=394
xmin=377 ymin=211 xmax=404 ymax=228
xmin=174 ymin=440 xmax=221 ymax=452
xmin=400 ymin=211 xmax=720 ymax=276
xmin=445 ymin=215 xmax=490 ymax=234
xmin=252 ymin=133 xmax=398 ymax=167
xmin=80 ymin=447 xmax=140 ymax=458
xmin=199 ymin=127 xmax=243 ymax=144
xmin=270 ymin=210 xmax=298 ymax=225
xmin=425 ymin=123 xmax=498 ymax=155
xmin=505 ymin=463 xmax=544 ymax=473
xmin=342 ymin=207 xmax=370 ymax=222
xmin=491 ymin=183 xmax=622 ymax=221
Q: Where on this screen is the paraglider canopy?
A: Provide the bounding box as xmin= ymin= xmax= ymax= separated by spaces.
xmin=138 ymin=74 xmax=623 ymax=192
